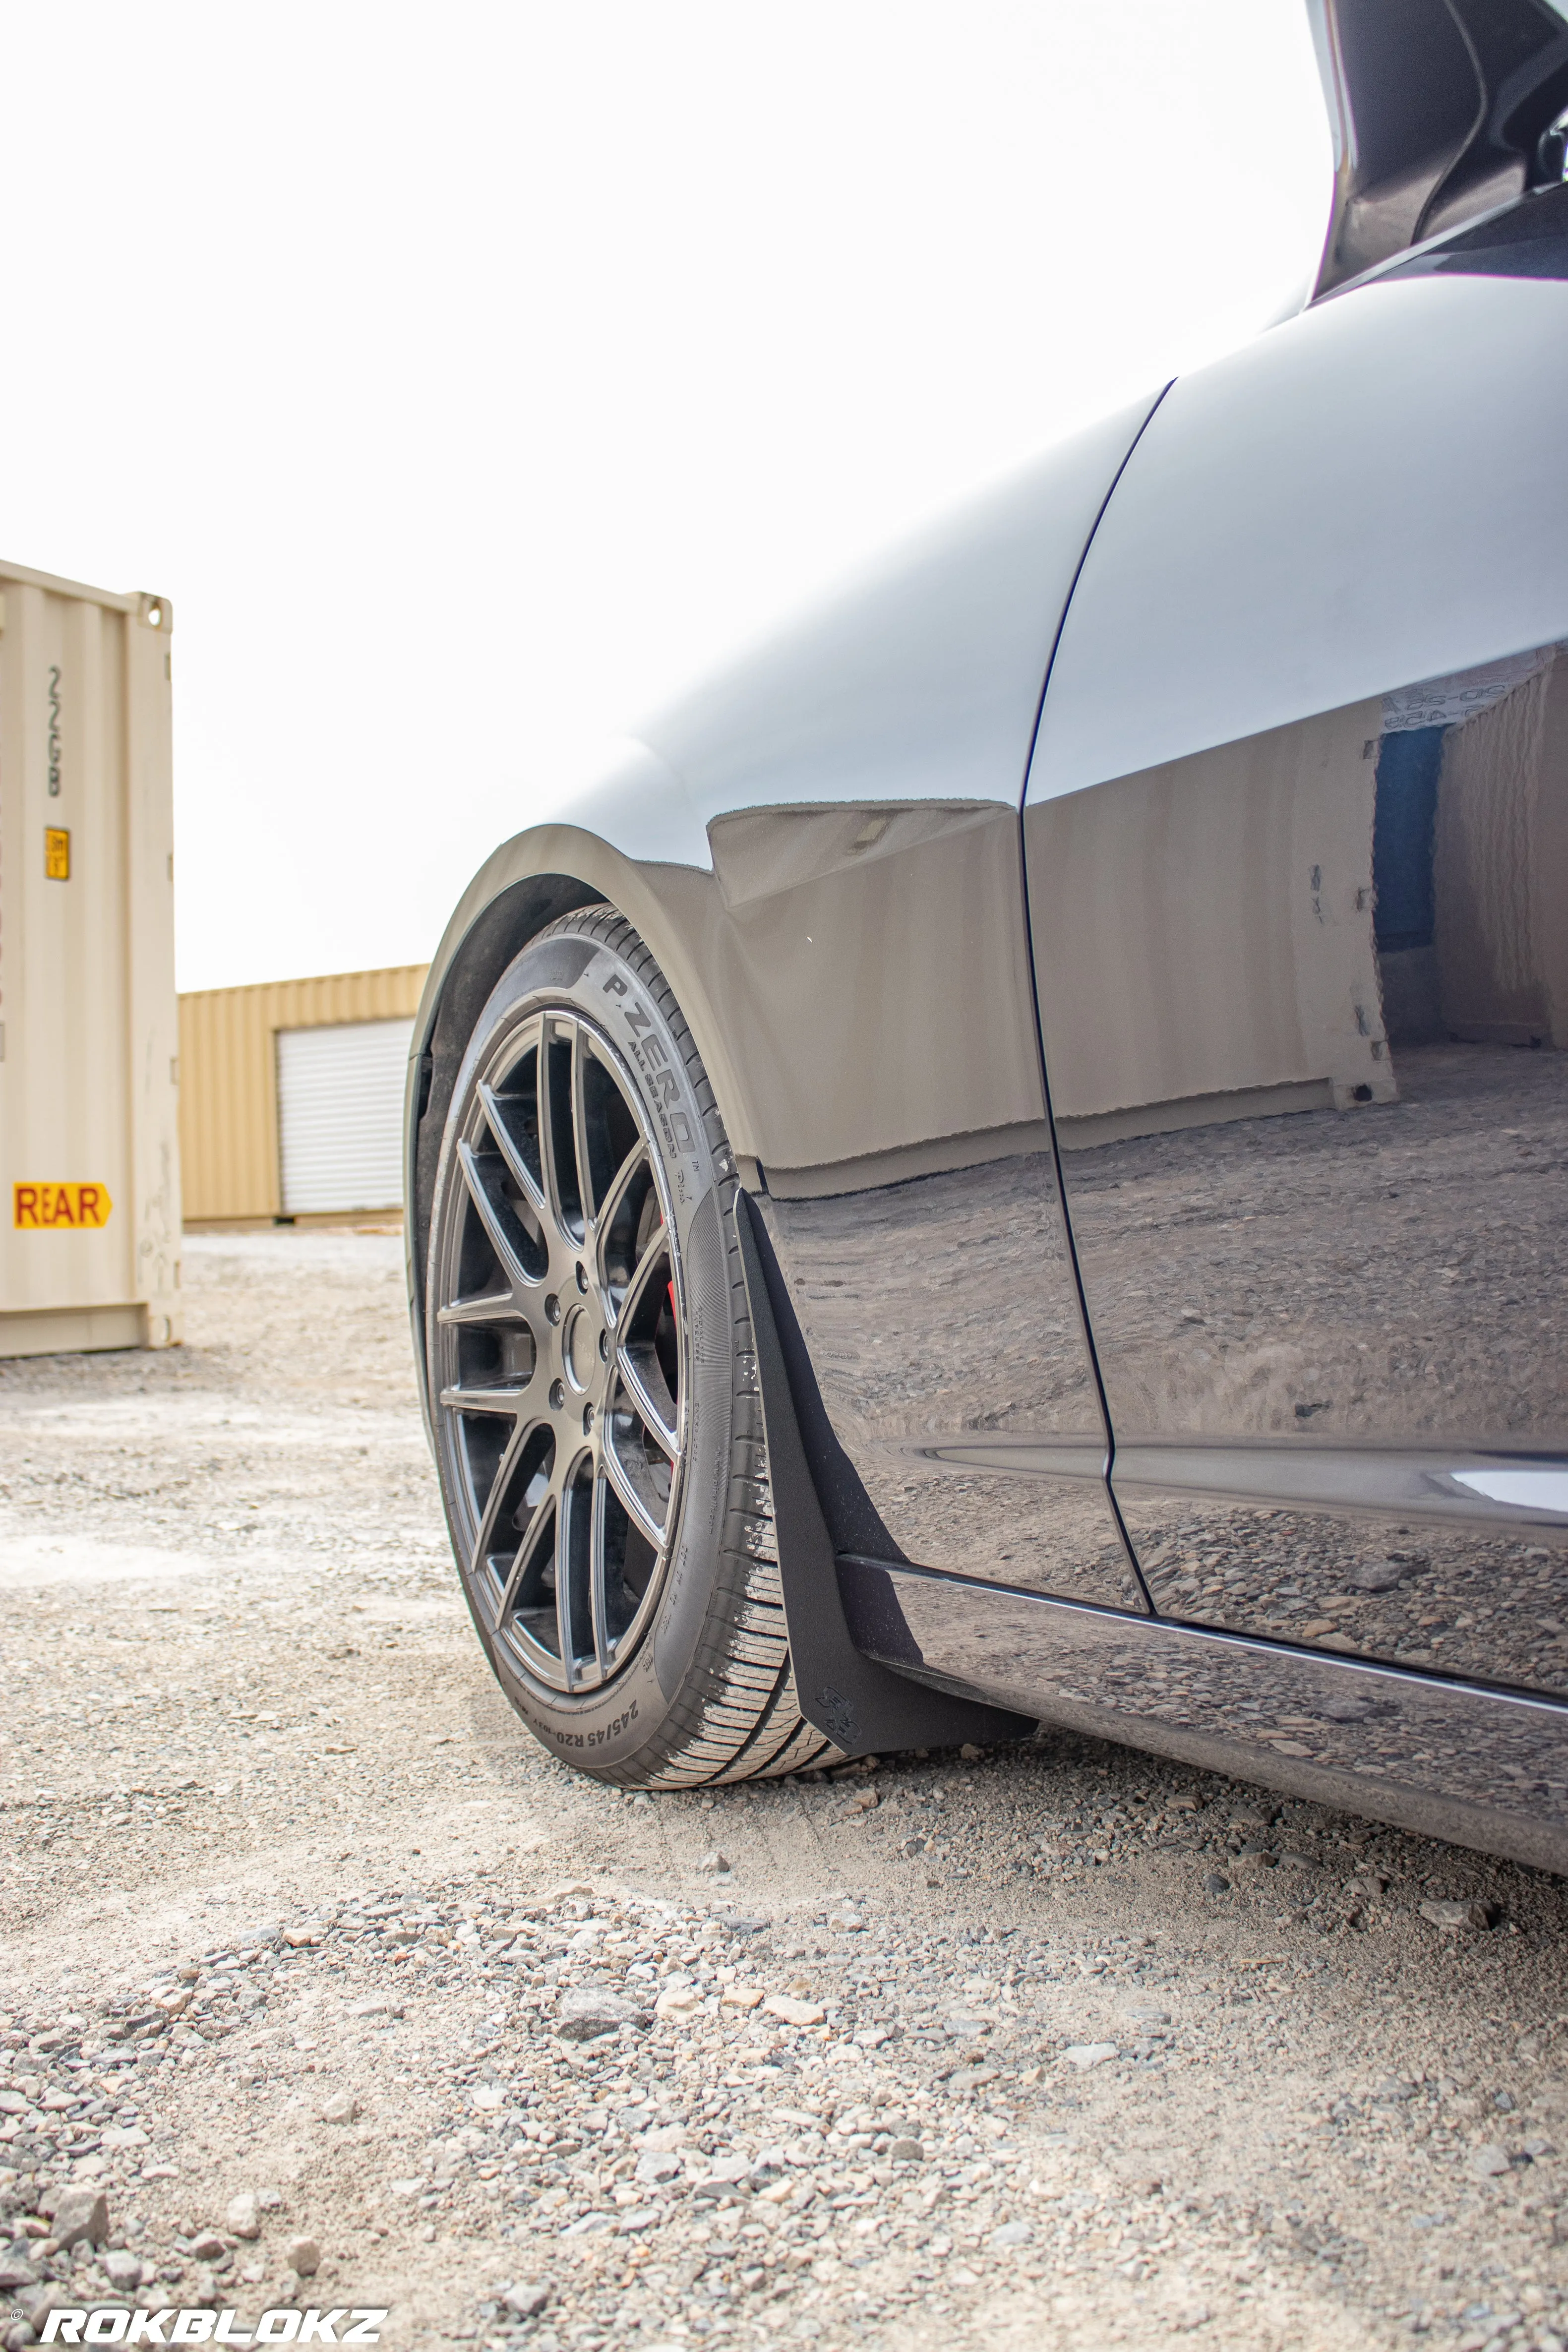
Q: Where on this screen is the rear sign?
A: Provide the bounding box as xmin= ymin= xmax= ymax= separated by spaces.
xmin=13 ymin=1183 xmax=113 ymax=1229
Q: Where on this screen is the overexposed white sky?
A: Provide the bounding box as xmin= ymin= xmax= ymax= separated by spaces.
xmin=1 ymin=2 xmax=1331 ymax=992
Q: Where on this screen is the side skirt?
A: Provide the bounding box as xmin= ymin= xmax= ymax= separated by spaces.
xmin=841 ymin=1555 xmax=1568 ymax=1876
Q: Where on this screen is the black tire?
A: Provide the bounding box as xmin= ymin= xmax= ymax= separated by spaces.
xmin=423 ymin=904 xmax=841 ymax=1787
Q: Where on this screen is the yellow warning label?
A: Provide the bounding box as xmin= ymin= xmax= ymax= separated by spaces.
xmin=44 ymin=827 xmax=70 ymax=880
xmin=13 ymin=1182 xmax=113 ymax=1229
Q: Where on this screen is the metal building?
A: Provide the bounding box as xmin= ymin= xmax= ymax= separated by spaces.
xmin=0 ymin=558 xmax=181 ymax=1358
xmin=178 ymin=965 xmax=427 ymax=1223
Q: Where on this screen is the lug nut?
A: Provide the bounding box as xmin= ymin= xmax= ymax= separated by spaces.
xmin=575 ymin=1262 xmax=589 ymax=1293
xmin=582 ymin=1402 xmax=595 ymax=1435
xmin=545 ymin=1293 xmax=561 ymax=1325
xmin=549 ymin=1379 xmax=565 ymax=1410
xmin=598 ymin=1329 xmax=609 ymax=1362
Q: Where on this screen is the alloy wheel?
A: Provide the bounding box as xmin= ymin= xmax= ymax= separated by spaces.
xmin=431 ymin=1007 xmax=686 ymax=1694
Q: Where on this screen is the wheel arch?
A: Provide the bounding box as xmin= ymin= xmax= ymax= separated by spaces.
xmin=404 ymin=824 xmax=749 ymax=1421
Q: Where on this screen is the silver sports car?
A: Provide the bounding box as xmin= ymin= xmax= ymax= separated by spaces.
xmin=407 ymin=0 xmax=1568 ymax=1874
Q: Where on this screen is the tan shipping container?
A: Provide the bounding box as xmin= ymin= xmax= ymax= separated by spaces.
xmin=180 ymin=965 xmax=427 ymax=1222
xmin=0 ymin=558 xmax=181 ymax=1357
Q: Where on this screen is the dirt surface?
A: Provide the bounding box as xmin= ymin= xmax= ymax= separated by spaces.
xmin=4 ymin=1230 xmax=1568 ymax=2352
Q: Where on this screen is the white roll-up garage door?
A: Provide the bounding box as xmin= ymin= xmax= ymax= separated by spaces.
xmin=276 ymin=1018 xmax=415 ymax=1214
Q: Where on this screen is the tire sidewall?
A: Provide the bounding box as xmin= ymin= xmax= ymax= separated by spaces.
xmin=426 ymin=922 xmax=735 ymax=1775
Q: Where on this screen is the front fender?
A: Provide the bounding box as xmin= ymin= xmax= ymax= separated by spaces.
xmin=403 ymin=737 xmax=732 ymax=1413
xmin=405 ymin=738 xmax=1050 ymax=1420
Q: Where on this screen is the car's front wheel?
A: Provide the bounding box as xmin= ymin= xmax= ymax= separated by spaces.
xmin=424 ymin=903 xmax=839 ymax=1785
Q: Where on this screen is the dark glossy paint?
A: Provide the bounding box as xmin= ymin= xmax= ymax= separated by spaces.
xmin=754 ymin=1150 xmax=1143 ymax=1614
xmin=733 ymin=1186 xmax=1035 ymax=1757
xmin=1024 ymin=254 xmax=1568 ymax=1701
xmin=841 ymin=1558 xmax=1568 ymax=1878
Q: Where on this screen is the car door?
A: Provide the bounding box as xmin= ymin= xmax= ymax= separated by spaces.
xmin=1023 ymin=203 xmax=1568 ymax=1694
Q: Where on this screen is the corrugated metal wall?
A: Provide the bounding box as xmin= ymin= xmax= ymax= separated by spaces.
xmin=178 ymin=965 xmax=427 ymax=1221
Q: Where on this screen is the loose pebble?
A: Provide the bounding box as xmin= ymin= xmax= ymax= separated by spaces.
xmin=764 ymin=1994 xmax=826 ymax=2027
xmin=226 ymin=2191 xmax=261 ymax=2238
xmin=46 ymin=2187 xmax=107 ymax=2252
xmin=1420 ymin=1898 xmax=1502 ymax=1932
xmin=554 ymin=1988 xmax=648 ymax=2042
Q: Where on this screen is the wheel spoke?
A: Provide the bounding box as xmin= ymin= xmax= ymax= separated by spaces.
xmin=601 ymin=1427 xmax=668 ymax=1550
xmin=438 ymin=1379 xmax=531 ymax=1416
xmin=478 ymin=1080 xmax=547 ymax=1221
xmin=616 ymin=1345 xmax=678 ymax=1459
xmin=570 ymin=1023 xmax=598 ymax=1229
xmin=554 ymin=1473 xmax=579 ymax=1687
xmin=468 ymin=1418 xmax=532 ymax=1594
xmin=536 ymin=1018 xmax=567 ymax=1234
xmin=457 ymin=1140 xmax=535 ymax=1294
xmin=591 ymin=1135 xmax=648 ymax=1271
xmin=589 ymin=1473 xmax=612 ymax=1676
xmin=437 ymin=1290 xmax=524 ymax=1328
xmin=614 ymin=1223 xmax=670 ymax=1335
xmin=497 ymin=1486 xmax=555 ymax=1621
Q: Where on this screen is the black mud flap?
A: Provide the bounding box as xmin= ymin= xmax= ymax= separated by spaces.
xmin=734 ymin=1188 xmax=1034 ymax=1759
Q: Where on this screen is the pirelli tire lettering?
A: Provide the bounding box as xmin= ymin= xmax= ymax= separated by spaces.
xmin=597 ymin=966 xmax=702 ymax=1208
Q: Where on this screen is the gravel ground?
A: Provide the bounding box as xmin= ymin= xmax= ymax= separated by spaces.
xmin=3 ymin=1230 xmax=1568 ymax=2352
